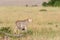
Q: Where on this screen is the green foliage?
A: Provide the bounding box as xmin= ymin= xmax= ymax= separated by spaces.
xmin=27 ymin=30 xmax=33 ymax=35
xmin=42 ymin=2 xmax=47 ymax=6
xmin=42 ymin=0 xmax=60 ymax=7
xmin=21 ymin=30 xmax=33 ymax=36
xmin=54 ymin=1 xmax=60 ymax=7
xmin=0 ymin=27 xmax=12 ymax=33
xmin=0 ymin=27 xmax=12 ymax=37
xmin=47 ymin=1 xmax=54 ymax=6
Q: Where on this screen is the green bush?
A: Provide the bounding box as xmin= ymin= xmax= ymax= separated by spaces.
xmin=54 ymin=1 xmax=60 ymax=7
xmin=42 ymin=2 xmax=47 ymax=6
xmin=42 ymin=0 xmax=60 ymax=7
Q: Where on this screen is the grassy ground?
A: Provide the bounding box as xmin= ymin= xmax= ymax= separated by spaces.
xmin=0 ymin=6 xmax=60 ymax=40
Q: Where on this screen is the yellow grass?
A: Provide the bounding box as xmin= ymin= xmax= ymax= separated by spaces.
xmin=0 ymin=6 xmax=60 ymax=40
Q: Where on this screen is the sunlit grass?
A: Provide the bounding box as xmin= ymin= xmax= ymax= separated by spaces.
xmin=0 ymin=6 xmax=60 ymax=40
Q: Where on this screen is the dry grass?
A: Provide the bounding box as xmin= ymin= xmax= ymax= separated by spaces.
xmin=0 ymin=6 xmax=60 ymax=40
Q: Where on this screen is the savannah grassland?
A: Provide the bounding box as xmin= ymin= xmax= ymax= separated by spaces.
xmin=0 ymin=6 xmax=60 ymax=40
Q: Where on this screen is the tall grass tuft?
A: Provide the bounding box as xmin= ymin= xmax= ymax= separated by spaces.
xmin=0 ymin=27 xmax=12 ymax=40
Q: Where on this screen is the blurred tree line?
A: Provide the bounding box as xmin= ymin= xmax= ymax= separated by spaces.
xmin=42 ymin=0 xmax=60 ymax=7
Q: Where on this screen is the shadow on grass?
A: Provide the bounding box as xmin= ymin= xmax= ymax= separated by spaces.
xmin=39 ymin=9 xmax=47 ymax=12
